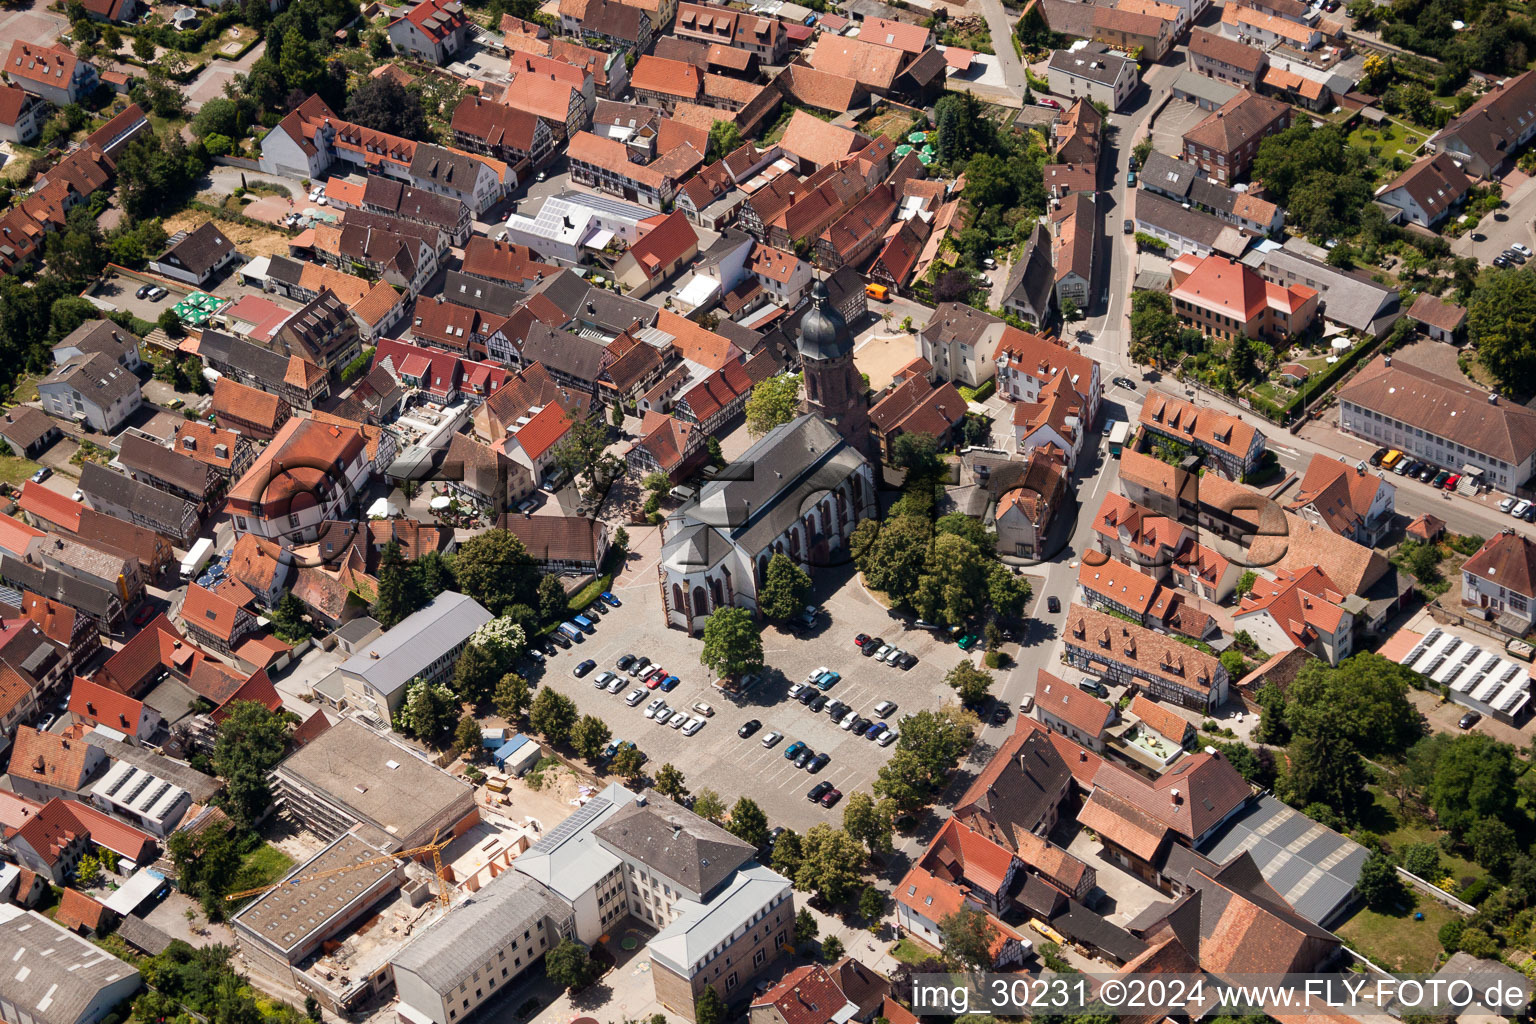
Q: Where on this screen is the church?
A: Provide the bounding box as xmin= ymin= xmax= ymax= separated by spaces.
xmin=658 ymin=281 xmax=877 ymax=633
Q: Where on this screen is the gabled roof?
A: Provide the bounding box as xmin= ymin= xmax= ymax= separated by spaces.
xmin=777 ymin=109 xmax=869 ymax=168
xmin=1035 ymin=667 xmax=1116 ymax=736
xmin=5 ymin=41 xmax=85 ymax=91
xmin=592 ymin=788 xmax=755 ymax=896
xmin=68 ymin=676 xmax=144 ymax=733
xmin=918 ymin=816 xmax=1017 ymax=895
xmin=1077 ymin=556 xmax=1160 ymax=616
xmin=1379 ymin=152 xmax=1471 ymax=217
xmin=625 ymin=210 xmax=699 ymax=279
xmin=1285 ymin=453 xmax=1389 ymax=535
xmin=180 ymin=584 xmax=248 ymax=644
xmin=7 ymin=728 xmax=95 ymax=792
xmin=1433 ymin=67 xmax=1536 ymax=171
xmin=1463 ymin=530 xmax=1536 ymax=600
xmin=1407 ymin=291 xmax=1467 ymax=333
xmin=1140 ymin=388 xmax=1262 ymax=462
xmin=751 ymin=965 xmax=858 ymax=1024
xmin=1183 ymin=89 xmax=1289 ymax=153
xmin=1189 ymin=27 xmax=1266 ymax=72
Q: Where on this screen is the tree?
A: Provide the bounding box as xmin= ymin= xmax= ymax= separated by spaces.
xmin=611 ymin=400 xmax=625 ymax=428
xmin=212 ymin=701 xmax=291 ymax=828
xmin=859 ymin=885 xmax=885 ymax=922
xmin=874 ymin=748 xmax=931 ymax=812
xmin=700 ymin=607 xmax=763 ymax=679
xmin=537 ymin=573 xmax=569 ymax=623
xmin=529 ymin=689 xmax=578 ymax=744
xmin=544 ymin=939 xmax=596 ymax=991
xmin=898 ymin=707 xmax=974 ymax=790
xmin=570 ymin=714 xmax=611 ymax=760
xmin=372 ymin=540 xmax=421 ymax=627
xmin=75 ymin=851 xmax=103 ymax=888
xmin=795 ymin=824 xmax=866 ymax=903
xmin=726 ymin=797 xmax=769 ymax=846
xmin=855 ymin=516 xmax=933 ymax=605
xmin=1234 ymin=570 xmax=1258 ymax=599
xmin=614 ymin=526 xmax=630 ymax=552
xmin=1219 ymin=649 xmax=1248 ymax=679
xmin=986 ymin=563 xmax=1031 ymax=620
xmin=705 ymin=435 xmax=723 ymax=466
xmin=453 ymin=713 xmax=483 ymax=756
xmin=1283 ymin=653 xmax=1421 ymax=756
xmin=945 ymin=660 xmax=994 ymax=706
xmin=278 ymin=26 xmax=319 ymax=97
xmin=745 ymin=372 xmax=802 ymax=435
xmin=1400 ymin=843 xmax=1441 ymax=879
xmin=343 ymin=75 xmax=430 ymax=140
xmin=552 ymin=412 xmax=618 ymax=487
xmin=693 ymin=789 xmax=725 ymax=823
xmin=1428 ymin=734 xmax=1519 ymax=836
xmin=842 ymin=792 xmax=894 ymax=854
xmin=133 ymin=32 xmax=155 ymax=61
xmin=453 ymin=529 xmax=541 ymax=615
xmin=166 ymin=825 xmax=242 ymax=918
xmin=759 ymin=552 xmax=812 ymax=620
xmin=400 ymin=678 xmax=458 ymax=741
xmin=707 ymin=119 xmax=744 ymax=161
xmin=1252 ymin=681 xmax=1290 ymax=745
xmin=822 ymin=935 xmax=844 ymax=961
xmin=1129 ymin=289 xmax=1180 ymax=363
xmin=1468 ymin=818 xmax=1518 ymax=874
xmin=654 ymin=763 xmax=689 ymax=800
xmin=610 ymin=744 xmax=645 ymax=783
xmin=1467 ymin=266 xmax=1536 ymax=392
xmin=890 ymin=432 xmax=941 ymax=474
xmin=268 ymin=591 xmax=314 ymax=644
xmin=1356 ymin=850 xmax=1406 ymax=911
xmin=914 ymin=534 xmax=992 ymax=626
xmin=772 ymin=828 xmax=803 ymax=878
xmin=695 ymin=986 xmax=727 ymax=1024
xmin=494 ymin=672 xmax=531 ymax=724
xmin=939 ymin=907 xmax=998 ymax=972
xmin=452 ymin=643 xmax=506 ymax=704
xmin=1060 ymin=298 xmax=1082 ymax=324
xmin=1278 ymin=718 xmax=1369 ymax=821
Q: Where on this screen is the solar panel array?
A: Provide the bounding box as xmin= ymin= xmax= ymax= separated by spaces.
xmin=1399 ymin=627 xmax=1532 ymax=715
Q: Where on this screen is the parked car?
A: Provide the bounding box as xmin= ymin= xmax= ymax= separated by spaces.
xmin=761 ymin=730 xmax=783 ymax=748
xmin=1078 ymin=677 xmax=1108 ymax=698
xmin=1445 ymin=474 xmax=1462 ymax=490
xmin=874 ymin=700 xmax=897 ymax=718
xmin=797 ymin=687 xmax=818 ymax=705
xmin=1512 ymin=500 xmax=1532 ymax=518
xmin=644 ymin=698 xmax=665 ymax=718
xmin=659 ymin=675 xmax=680 ymax=692
xmin=1123 ymin=218 xmax=1134 ymax=234
xmin=866 ymin=722 xmax=888 ymax=741
xmin=872 ymin=644 xmax=892 ymax=661
xmin=1047 ymin=595 xmax=1061 ymax=613
xmin=788 ymin=682 xmax=809 ymax=700
xmin=654 ymin=709 xmax=673 ymax=726
xmin=1114 ymin=376 xmax=1137 ymax=390
xmin=549 ymin=631 xmax=571 ymax=649
xmin=882 ymin=647 xmax=903 ymax=664
xmin=809 ymin=694 xmax=828 ymax=713
xmin=1019 ymin=694 xmax=1035 ymax=714
xmin=839 ymin=710 xmax=859 ymax=730
xmin=628 ymin=656 xmax=651 ymax=677
xmin=738 ymin=719 xmax=761 ymax=738
xmin=878 ymin=731 xmax=898 ymax=747
xmin=808 ymin=781 xmax=833 ymax=802
xmin=600 ymin=591 xmax=621 ymax=607
xmin=1126 ymin=170 xmax=1136 ymax=186
xmin=682 ymin=717 xmax=705 ymax=736
xmin=1369 ymin=447 xmax=1390 ymax=466
xmin=668 ymin=711 xmax=686 ymax=729
xmin=820 ymin=788 xmax=842 ymax=807
xmin=692 ymin=701 xmax=714 ymax=717
xmin=807 ymin=752 xmax=830 ymax=773
xmin=1431 ymin=470 xmax=1451 ymax=488
xmin=992 ymin=705 xmax=1010 ymax=725
xmin=784 ymin=740 xmax=807 ymax=760
xmin=1037 ymin=97 xmax=1061 ymax=108
xmin=29 ymin=467 xmax=50 ymax=484
xmin=1515 ymin=243 xmax=1533 ymax=256
xmin=957 ymin=634 xmax=979 ymax=650
xmin=850 ymin=716 xmax=871 ymax=735
xmin=574 ymin=659 xmax=597 ymax=678
xmin=617 ymin=653 xmax=636 ymax=671
xmin=794 ymin=747 xmax=815 ymax=768
xmin=1500 ymin=497 xmax=1518 ymax=513
xmin=826 ymin=701 xmax=848 ymax=720
xmin=897 ymin=652 xmax=918 ymax=669
xmin=1459 ymin=710 xmax=1483 ymax=729
xmin=816 ymin=670 xmax=841 ymax=690
xmin=605 ymin=674 xmax=625 ymax=693
xmin=861 ymin=639 xmax=884 ymax=657
xmin=854 ymin=633 xmax=870 ymax=647
xmin=593 ymin=670 xmax=616 ymax=688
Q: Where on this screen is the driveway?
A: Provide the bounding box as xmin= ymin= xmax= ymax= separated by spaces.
xmin=1148 ymin=98 xmax=1211 ymax=163
xmin=0 ymin=1 xmax=68 ymax=50
xmin=183 ymin=40 xmax=267 ymax=113
xmin=1451 ymin=168 xmax=1536 ymax=265
xmin=974 ymin=0 xmax=1029 ymax=100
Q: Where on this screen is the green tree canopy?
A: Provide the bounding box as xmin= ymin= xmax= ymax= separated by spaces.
xmin=726 ymin=796 xmax=769 ymax=847
xmin=795 ymin=824 xmax=866 ymax=903
xmin=944 ymin=660 xmax=994 ymax=705
xmin=1427 ymin=733 xmax=1520 ymax=836
xmin=453 ymin=529 xmax=541 ymax=615
xmin=211 ymin=701 xmax=291 ymax=829
xmin=841 ymin=791 xmax=894 ymax=854
xmin=570 ymin=714 xmax=612 ymax=760
xmin=1467 ymin=266 xmax=1536 ymax=393
xmin=745 ymin=373 xmax=802 ymax=435
xmin=700 ymin=607 xmax=764 ymax=679
xmin=529 ymin=689 xmax=578 ymax=745
xmin=544 ymin=939 xmax=596 ymax=990
xmin=344 ymin=75 xmax=430 ymax=140
xmin=759 ymin=552 xmax=812 ymax=620
xmin=399 ymin=678 xmax=458 ymax=740
xmin=939 ymin=906 xmax=998 ymax=972
xmin=1284 ymin=653 xmax=1422 ymax=755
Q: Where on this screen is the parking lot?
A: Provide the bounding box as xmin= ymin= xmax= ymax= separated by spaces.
xmin=1148 ymin=99 xmax=1212 ymax=165
xmin=1451 ymin=166 xmax=1536 ymax=265
xmin=525 ymin=562 xmax=981 ymax=830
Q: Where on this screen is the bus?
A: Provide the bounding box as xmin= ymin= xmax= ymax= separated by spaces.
xmin=1107 ymin=421 xmax=1130 ymax=456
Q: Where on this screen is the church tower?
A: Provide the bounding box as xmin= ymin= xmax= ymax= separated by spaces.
xmin=797 ymin=280 xmax=872 ymax=459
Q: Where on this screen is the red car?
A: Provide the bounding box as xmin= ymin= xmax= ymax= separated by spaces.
xmin=131 ymin=604 xmax=157 ymax=627
xmin=1444 ymin=474 xmax=1461 ymax=490
xmin=819 ymin=788 xmax=843 ymax=808
xmin=854 ymin=633 xmax=869 ymax=647
xmin=645 ymin=667 xmax=668 ymax=689
xmin=1037 ymin=98 xmax=1061 ymax=109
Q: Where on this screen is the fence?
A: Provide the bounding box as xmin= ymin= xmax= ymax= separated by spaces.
xmin=1396 ymin=865 xmax=1478 ymax=914
xmin=210 ymin=155 xmax=261 ymax=171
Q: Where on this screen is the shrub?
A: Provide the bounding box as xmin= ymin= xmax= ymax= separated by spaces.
xmin=1460 ymin=876 xmax=1495 ymax=905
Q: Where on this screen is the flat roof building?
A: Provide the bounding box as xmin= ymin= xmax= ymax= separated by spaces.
xmin=271 ymin=719 xmax=478 ymax=851
xmin=336 ymin=592 xmax=493 ymax=724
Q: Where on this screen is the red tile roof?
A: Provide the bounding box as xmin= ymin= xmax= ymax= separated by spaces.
xmin=625 ymin=210 xmax=699 ymax=278
xmin=918 ymin=816 xmax=1017 ymax=895
xmin=68 ymin=676 xmax=145 ymax=735
xmin=395 ymin=0 xmax=470 ymax=41
xmin=180 ymin=584 xmax=246 ymax=644
xmin=5 ymin=41 xmax=84 ymax=92
xmin=212 ymin=377 xmax=288 ymax=433
xmin=8 ymin=797 xmax=84 ymax=866
xmin=7 ymin=729 xmax=95 ymax=793
xmin=1034 ymin=667 xmax=1116 ymax=736
xmin=19 ymin=481 xmax=83 ymax=533
xmin=49 ymin=798 xmax=154 ymax=863
xmin=55 ymin=888 xmax=108 ymax=932
xmin=751 ymin=965 xmax=854 ymax=1024
xmin=511 ymin=403 xmax=573 ymax=461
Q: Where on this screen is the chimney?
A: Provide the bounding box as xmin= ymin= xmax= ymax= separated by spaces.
xmin=370 ymin=651 xmax=381 ymax=658
xmin=1384 ymin=355 xmax=1391 ymax=367
xmin=1170 ymin=788 xmax=1182 ymax=804
xmin=1489 ymin=392 xmax=1498 ymax=405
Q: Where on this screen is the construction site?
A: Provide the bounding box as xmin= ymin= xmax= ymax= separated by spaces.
xmin=231 ymin=812 xmax=545 ymax=1014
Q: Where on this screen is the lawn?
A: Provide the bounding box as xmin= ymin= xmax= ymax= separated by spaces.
xmin=890 ymin=937 xmax=938 ymax=965
xmin=1363 ymin=785 xmax=1485 ymax=886
xmin=1347 ymin=121 xmax=1428 ymax=182
xmin=1335 ymin=891 xmax=1458 ymax=972
xmin=0 ymin=455 xmax=43 ymax=487
xmin=235 ymin=843 xmax=296 ymax=893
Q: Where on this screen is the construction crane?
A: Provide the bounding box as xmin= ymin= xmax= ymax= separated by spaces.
xmin=223 ymin=831 xmax=453 ymax=907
